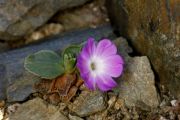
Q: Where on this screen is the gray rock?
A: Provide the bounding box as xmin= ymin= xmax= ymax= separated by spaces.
xmin=0 ymin=24 xmax=114 ymax=101
xmin=117 ymin=56 xmax=159 ymax=109
xmin=69 ymin=114 xmax=83 ymax=120
xmin=69 ymin=91 xmax=107 ymax=117
xmin=106 ymin=0 xmax=180 ymax=98
xmin=9 ymin=98 xmax=68 ymax=120
xmin=0 ymin=42 xmax=9 ymax=53
xmin=6 ymin=71 xmax=40 ymax=102
xmin=0 ymin=0 xmax=90 ymax=41
xmin=113 ymin=37 xmax=133 ymax=61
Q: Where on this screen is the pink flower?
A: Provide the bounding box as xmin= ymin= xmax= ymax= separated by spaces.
xmin=77 ymin=38 xmax=124 ymax=91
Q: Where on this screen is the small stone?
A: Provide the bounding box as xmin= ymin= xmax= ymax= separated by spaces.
xmin=107 ymin=95 xmax=117 ymax=109
xmin=0 ymin=109 xmax=4 ymax=120
xmin=169 ymin=111 xmax=176 ymax=120
xmin=25 ymin=23 xmax=64 ymax=44
xmin=69 ymin=91 xmax=107 ymax=117
xmin=160 ymin=116 xmax=168 ymax=120
xmin=114 ymin=99 xmax=124 ymax=110
xmin=59 ymin=102 xmax=67 ymax=111
xmin=171 ymin=100 xmax=177 ymax=106
xmin=7 ymin=103 xmax=21 ymax=115
xmin=92 ymin=111 xmax=108 ymax=120
xmin=160 ymin=99 xmax=167 ymax=108
xmin=9 ymin=98 xmax=68 ymax=120
xmin=0 ymin=101 xmax=5 ymax=108
xmin=68 ymin=114 xmax=83 ymax=120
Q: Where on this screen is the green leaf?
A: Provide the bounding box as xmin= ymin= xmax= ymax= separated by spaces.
xmin=63 ymin=53 xmax=76 ymax=73
xmin=63 ymin=45 xmax=82 ymax=57
xmin=24 ymin=50 xmax=64 ymax=79
xmin=62 ymin=45 xmax=82 ymax=73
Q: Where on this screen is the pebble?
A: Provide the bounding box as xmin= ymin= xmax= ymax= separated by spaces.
xmin=7 ymin=103 xmax=21 ymax=115
xmin=159 ymin=116 xmax=168 ymax=120
xmin=0 ymin=109 xmax=4 ymax=120
xmin=68 ymin=114 xmax=83 ymax=120
xmin=170 ymin=100 xmax=177 ymax=106
xmin=114 ymin=99 xmax=124 ymax=110
xmin=107 ymin=95 xmax=117 ymax=109
xmin=0 ymin=101 xmax=5 ymax=108
xmin=9 ymin=98 xmax=68 ymax=120
xmin=69 ymin=91 xmax=107 ymax=117
xmin=59 ymin=102 xmax=67 ymax=111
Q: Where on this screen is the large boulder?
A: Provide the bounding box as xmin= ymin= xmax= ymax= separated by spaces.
xmin=114 ymin=38 xmax=159 ymax=109
xmin=0 ymin=0 xmax=90 ymax=41
xmin=106 ymin=0 xmax=180 ymax=98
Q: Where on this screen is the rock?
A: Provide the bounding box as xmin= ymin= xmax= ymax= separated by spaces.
xmin=25 ymin=23 xmax=64 ymax=44
xmin=89 ymin=110 xmax=108 ymax=120
xmin=0 ymin=0 xmax=90 ymax=41
xmin=107 ymin=95 xmax=117 ymax=109
xmin=0 ymin=42 xmax=9 ymax=53
xmin=69 ymin=91 xmax=107 ymax=117
xmin=0 ymin=64 xmax=7 ymax=100
xmin=106 ymin=0 xmax=180 ymax=98
xmin=68 ymin=114 xmax=83 ymax=120
xmin=7 ymin=103 xmax=21 ymax=115
xmin=114 ymin=99 xmax=124 ymax=110
xmin=6 ymin=71 xmax=40 ymax=102
xmin=113 ymin=37 xmax=133 ymax=60
xmin=117 ymin=56 xmax=159 ymax=109
xmin=53 ymin=0 xmax=109 ymax=31
xmin=0 ymin=108 xmax=4 ymax=120
xmin=9 ymin=98 xmax=68 ymax=120
xmin=25 ymin=0 xmax=109 ymax=45
xmin=0 ymin=101 xmax=5 ymax=108
xmin=171 ymin=100 xmax=177 ymax=107
xmin=0 ymin=24 xmax=114 ymax=101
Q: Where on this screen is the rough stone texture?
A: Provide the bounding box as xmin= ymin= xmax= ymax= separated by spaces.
xmin=53 ymin=0 xmax=108 ymax=31
xmin=113 ymin=37 xmax=132 ymax=61
xmin=0 ymin=24 xmax=114 ymax=101
xmin=0 ymin=108 xmax=3 ymax=120
xmin=107 ymin=0 xmax=180 ymax=98
xmin=9 ymin=98 xmax=68 ymax=120
xmin=0 ymin=42 xmax=9 ymax=53
xmin=69 ymin=91 xmax=107 ymax=117
xmin=117 ymin=56 xmax=160 ymax=109
xmin=0 ymin=0 xmax=90 ymax=41
xmin=68 ymin=114 xmax=83 ymax=120
xmin=6 ymin=71 xmax=40 ymax=102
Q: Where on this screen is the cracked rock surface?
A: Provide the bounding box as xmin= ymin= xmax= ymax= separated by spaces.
xmin=0 ymin=0 xmax=90 ymax=41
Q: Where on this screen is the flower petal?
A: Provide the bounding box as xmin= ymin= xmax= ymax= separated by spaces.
xmin=104 ymin=55 xmax=124 ymax=77
xmin=81 ymin=37 xmax=96 ymax=58
xmin=96 ymin=74 xmax=117 ymax=91
xmin=81 ymin=72 xmax=96 ymax=90
xmin=77 ymin=55 xmax=89 ymax=74
xmin=96 ymin=39 xmax=117 ymax=57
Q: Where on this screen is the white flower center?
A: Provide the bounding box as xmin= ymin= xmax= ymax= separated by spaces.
xmin=89 ymin=56 xmax=105 ymax=77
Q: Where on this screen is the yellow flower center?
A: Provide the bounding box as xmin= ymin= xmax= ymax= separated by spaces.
xmin=90 ymin=62 xmax=96 ymax=71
